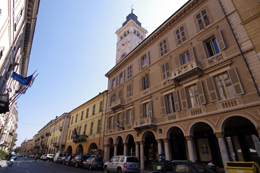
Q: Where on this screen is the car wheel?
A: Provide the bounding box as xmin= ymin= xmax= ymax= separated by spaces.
xmin=75 ymin=163 xmax=78 ymax=168
xmin=117 ymin=168 xmax=122 ymax=173
xmin=104 ymin=167 xmax=109 ymax=173
xmin=89 ymin=165 xmax=92 ymax=170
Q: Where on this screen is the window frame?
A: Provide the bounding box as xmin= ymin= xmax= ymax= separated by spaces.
xmin=176 ymin=26 xmax=187 ymax=45
xmin=162 ymin=62 xmax=171 ymax=80
xmin=90 ymin=122 xmax=94 ymax=134
xmin=127 ymin=65 xmax=132 ymax=79
xmin=92 ymin=105 xmax=96 ymax=115
xmin=159 ymin=39 xmax=168 ymax=57
xmin=204 ymin=36 xmax=220 ymax=58
xmin=86 ymin=108 xmax=89 ymax=118
xmin=196 ymin=9 xmax=211 ymax=31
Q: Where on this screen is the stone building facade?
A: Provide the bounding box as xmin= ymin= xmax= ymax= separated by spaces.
xmin=104 ymin=0 xmax=260 ymax=172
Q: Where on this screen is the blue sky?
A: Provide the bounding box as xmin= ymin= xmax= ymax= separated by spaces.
xmin=16 ymin=0 xmax=188 ymax=147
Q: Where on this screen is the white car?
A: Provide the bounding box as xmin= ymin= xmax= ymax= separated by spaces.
xmin=44 ymin=154 xmax=54 ymax=161
xmin=11 ymin=154 xmax=17 ymax=160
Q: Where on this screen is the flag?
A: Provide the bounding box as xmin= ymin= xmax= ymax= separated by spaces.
xmin=11 ymin=72 xmax=33 ymax=86
xmin=74 ymin=128 xmax=78 ymax=138
xmin=15 ymin=87 xmax=28 ymax=94
xmin=28 ymin=73 xmax=39 ymax=87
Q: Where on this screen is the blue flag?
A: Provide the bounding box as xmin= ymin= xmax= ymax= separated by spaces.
xmin=11 ymin=72 xmax=33 ymax=86
xmin=74 ymin=128 xmax=78 ymax=138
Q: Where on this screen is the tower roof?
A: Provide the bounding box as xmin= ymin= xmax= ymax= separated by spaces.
xmin=122 ymin=11 xmax=141 ymax=27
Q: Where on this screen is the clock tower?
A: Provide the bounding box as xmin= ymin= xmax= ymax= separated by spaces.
xmin=115 ymin=9 xmax=148 ymax=64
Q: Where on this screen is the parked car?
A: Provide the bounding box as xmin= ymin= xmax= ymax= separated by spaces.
xmin=17 ymin=153 xmax=23 ymax=157
xmin=149 ymin=160 xmax=215 ymax=173
xmin=40 ymin=154 xmax=46 ymax=160
xmin=83 ymin=157 xmax=104 ymax=170
xmin=70 ymin=154 xmax=90 ymax=168
xmin=103 ymin=156 xmax=140 ymax=173
xmin=43 ymin=154 xmax=54 ymax=161
xmin=11 ymin=154 xmax=17 ymax=160
xmin=64 ymin=155 xmax=75 ymax=166
xmin=53 ymin=152 xmax=67 ymax=163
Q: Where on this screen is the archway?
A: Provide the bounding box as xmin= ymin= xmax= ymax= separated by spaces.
xmin=66 ymin=146 xmax=72 ymax=155
xmin=223 ymin=116 xmax=260 ymax=164
xmin=116 ymin=136 xmax=124 ymax=155
xmin=76 ymin=144 xmax=83 ymax=154
xmin=143 ymin=131 xmax=157 ymax=168
xmin=108 ymin=138 xmax=114 ymax=159
xmin=168 ymin=126 xmax=186 ymax=160
xmin=88 ymin=143 xmax=98 ymax=155
xmin=126 ymin=134 xmax=135 ymax=156
xmin=192 ymin=122 xmax=222 ymax=167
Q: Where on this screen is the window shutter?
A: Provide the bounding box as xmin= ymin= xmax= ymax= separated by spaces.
xmin=129 ymin=84 xmax=132 ymax=97
xmin=139 ymin=78 xmax=142 ymax=92
xmin=160 ymin=96 xmax=166 ymax=115
xmin=116 ymin=76 xmax=119 ymax=87
xmin=149 ymin=101 xmax=153 ymax=117
xmin=122 ymin=112 xmax=125 ymax=126
xmin=197 ymin=42 xmax=207 ymax=61
xmin=131 ymin=108 xmax=135 ymax=123
xmin=123 ymin=70 xmax=125 ymax=83
xmin=114 ymin=115 xmax=117 ymax=129
xmin=147 ymin=75 xmax=149 ymax=88
xmin=139 ymin=104 xmax=143 ymax=119
xmin=127 ymin=85 xmax=129 ymax=98
xmin=227 ymin=68 xmax=244 ymax=95
xmin=205 ymin=77 xmax=219 ymax=102
xmin=215 ymin=29 xmax=226 ymax=51
xmin=108 ymin=96 xmax=111 ymax=107
xmin=196 ymin=81 xmax=206 ymax=105
xmin=173 ymin=90 xmax=180 ymax=112
xmin=165 ymin=62 xmax=170 ymax=78
xmin=189 ymin=46 xmax=195 ymax=60
xmin=138 ymin=58 xmax=141 ymax=71
xmin=162 ymin=64 xmax=166 ymax=79
xmin=111 ymin=116 xmax=114 ymax=129
xmin=179 ymin=87 xmax=188 ymax=110
xmin=148 ymin=51 xmax=150 ymax=66
xmin=174 ymin=55 xmax=181 ymax=68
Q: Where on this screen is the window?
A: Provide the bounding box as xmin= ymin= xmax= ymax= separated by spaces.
xmin=126 ymin=109 xmax=131 ymax=125
xmin=84 ymin=124 xmax=87 ymax=134
xmin=121 ymin=53 xmax=126 ymax=59
xmin=196 ymin=9 xmax=210 ymax=30
xmin=90 ymin=122 xmax=94 ymax=134
xmin=176 ymin=26 xmax=186 ymax=45
xmin=100 ymin=101 xmax=103 ymax=112
xmin=92 ymin=105 xmax=96 ymax=115
xmin=159 ymin=39 xmax=168 ymax=57
xmin=127 ymin=84 xmax=132 ymax=98
xmin=97 ymin=120 xmax=101 ymax=133
xmin=86 ymin=108 xmax=89 ymax=118
xmin=127 ymin=65 xmax=132 ymax=79
xmin=181 ymin=52 xmax=191 ymax=65
xmin=144 ymin=102 xmax=149 ymax=118
xmin=109 ymin=116 xmax=113 ymax=129
xmin=142 ymin=55 xmax=147 ymax=66
xmin=81 ymin=111 xmax=84 ymax=120
xmin=214 ymin=72 xmax=236 ymax=100
xmin=162 ymin=62 xmax=170 ymax=80
xmin=111 ymin=94 xmax=116 ymax=103
xmin=120 ymin=72 xmax=124 ymax=83
xmin=140 ymin=74 xmax=149 ymax=91
xmin=204 ymin=36 xmax=220 ymax=57
xmin=186 ymin=85 xmax=199 ymax=108
xmin=165 ymin=93 xmax=175 ymax=114
xmin=112 ymin=78 xmax=116 ymax=88
xmin=71 ymin=116 xmax=74 ymax=124
xmin=78 ymin=126 xmax=81 ymax=135
xmin=118 ymin=90 xmax=123 ymax=99
xmin=75 ymin=114 xmax=78 ymax=122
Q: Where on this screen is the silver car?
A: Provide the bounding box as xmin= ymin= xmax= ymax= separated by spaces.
xmin=103 ymin=156 xmax=140 ymax=173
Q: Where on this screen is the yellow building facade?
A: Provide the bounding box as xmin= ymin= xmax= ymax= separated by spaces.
xmin=65 ymin=90 xmax=107 ymax=157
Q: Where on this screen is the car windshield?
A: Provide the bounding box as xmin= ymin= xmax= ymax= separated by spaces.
xmin=126 ymin=157 xmax=138 ymax=163
xmin=192 ymin=163 xmax=214 ymax=173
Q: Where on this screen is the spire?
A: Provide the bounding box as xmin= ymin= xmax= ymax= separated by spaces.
xmin=122 ymin=7 xmax=141 ymax=27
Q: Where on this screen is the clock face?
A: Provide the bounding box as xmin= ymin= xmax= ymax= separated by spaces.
xmin=118 ymin=39 xmax=130 ymax=52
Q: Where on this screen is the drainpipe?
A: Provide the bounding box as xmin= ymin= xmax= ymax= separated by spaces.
xmin=218 ymin=0 xmax=260 ymax=97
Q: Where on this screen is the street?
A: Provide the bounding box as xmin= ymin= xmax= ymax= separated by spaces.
xmin=0 ymin=157 xmax=103 ymax=173
xmin=0 ymin=157 xmax=150 ymax=173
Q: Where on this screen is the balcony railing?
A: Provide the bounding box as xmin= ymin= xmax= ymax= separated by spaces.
xmin=134 ymin=117 xmax=156 ymax=130
xmin=110 ymin=97 xmax=124 ymax=110
xmin=205 ymin=52 xmax=226 ymax=67
xmin=172 ymin=59 xmax=202 ymax=81
xmin=73 ymin=135 xmax=88 ymax=143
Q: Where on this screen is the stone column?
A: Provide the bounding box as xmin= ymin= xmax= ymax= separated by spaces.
xmin=140 ymin=141 xmax=145 ymax=170
xmin=124 ymin=143 xmax=127 ymax=155
xmin=104 ymin=144 xmax=109 ymax=161
xmin=185 ymin=136 xmax=196 ymax=162
xmin=163 ymin=138 xmax=170 ymax=161
xmin=114 ymin=144 xmax=117 ymax=156
xmin=215 ymin=132 xmax=229 ymax=172
xmin=135 ymin=142 xmax=139 ymax=159
xmin=157 ymin=139 xmax=162 ymax=157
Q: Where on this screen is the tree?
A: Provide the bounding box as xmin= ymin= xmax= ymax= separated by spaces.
xmin=14 ymin=147 xmax=20 ymax=154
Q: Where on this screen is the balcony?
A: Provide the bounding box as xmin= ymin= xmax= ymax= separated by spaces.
xmin=134 ymin=117 xmax=157 ymax=131
xmin=110 ymin=97 xmax=124 ymax=110
xmin=172 ymin=59 xmax=202 ymax=81
xmin=73 ymin=135 xmax=88 ymax=143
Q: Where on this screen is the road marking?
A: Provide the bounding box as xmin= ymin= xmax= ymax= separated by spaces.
xmin=26 ymin=171 xmax=30 ymax=173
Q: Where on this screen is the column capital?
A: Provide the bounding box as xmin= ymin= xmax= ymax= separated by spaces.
xmin=114 ymin=144 xmax=118 ymax=147
xmin=185 ymin=135 xmax=193 ymax=141
xmin=162 ymin=138 xmax=169 ymax=143
xmin=214 ymin=132 xmax=225 ymax=138
xmin=139 ymin=141 xmax=144 ymax=145
xmin=123 ymin=143 xmax=127 ymax=146
xmin=156 ymin=139 xmax=162 ymax=143
xmin=135 ymin=141 xmax=139 ymax=145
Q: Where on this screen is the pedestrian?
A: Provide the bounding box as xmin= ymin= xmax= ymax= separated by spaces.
xmin=35 ymin=154 xmax=38 ymax=162
xmin=24 ymin=155 xmax=27 ymax=161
